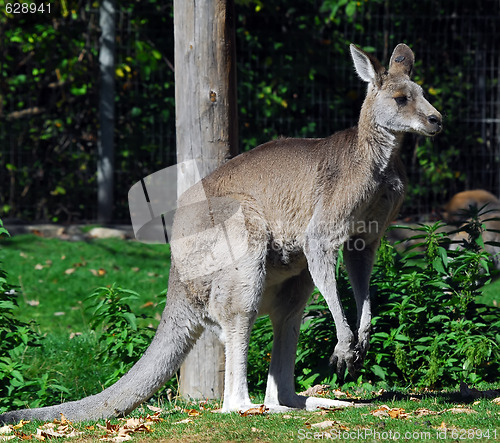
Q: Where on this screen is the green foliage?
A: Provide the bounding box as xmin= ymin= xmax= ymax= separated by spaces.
xmin=367 ymin=222 xmax=500 ymax=387
xmin=0 ymin=220 xmax=69 ymax=412
xmin=86 ymin=284 xmax=157 ymax=387
xmin=248 ymin=217 xmax=500 ymax=394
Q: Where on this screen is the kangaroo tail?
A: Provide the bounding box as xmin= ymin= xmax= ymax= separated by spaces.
xmin=0 ymin=288 xmax=203 ymax=423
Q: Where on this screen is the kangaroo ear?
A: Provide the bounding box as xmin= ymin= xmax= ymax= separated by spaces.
xmin=389 ymin=43 xmax=415 ymax=77
xmin=350 ymin=44 xmax=384 ymax=85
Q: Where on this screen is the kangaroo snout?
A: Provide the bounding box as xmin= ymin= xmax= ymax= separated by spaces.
xmin=427 ymin=113 xmax=443 ymax=133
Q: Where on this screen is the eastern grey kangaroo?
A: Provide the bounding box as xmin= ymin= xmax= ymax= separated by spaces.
xmin=0 ymin=43 xmax=442 ymax=423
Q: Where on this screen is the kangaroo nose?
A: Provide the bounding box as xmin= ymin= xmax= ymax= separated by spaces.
xmin=428 ymin=114 xmax=442 ymax=127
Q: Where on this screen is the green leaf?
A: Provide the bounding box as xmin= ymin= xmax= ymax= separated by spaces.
xmin=345 ymin=1 xmax=357 ymax=16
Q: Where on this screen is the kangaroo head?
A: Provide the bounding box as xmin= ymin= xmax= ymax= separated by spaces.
xmin=350 ymin=43 xmax=442 ymax=136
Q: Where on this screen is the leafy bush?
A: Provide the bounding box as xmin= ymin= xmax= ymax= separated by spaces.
xmin=248 ymin=216 xmax=500 ymax=393
xmin=0 ymin=220 xmax=69 ymax=412
xmin=367 ymin=221 xmax=500 ymax=387
xmin=86 ymin=285 xmax=157 ymax=387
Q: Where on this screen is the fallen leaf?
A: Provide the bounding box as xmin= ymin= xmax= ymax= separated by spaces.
xmin=492 ymin=397 xmax=500 ymax=404
xmin=141 ymin=301 xmax=155 ymax=309
xmin=34 ymin=264 xmax=44 ymax=270
xmin=35 ymin=420 xmax=83 ymax=440
xmin=239 ymin=405 xmax=268 ymax=416
xmin=131 ymin=267 xmax=140 ymax=272
xmin=64 ymin=268 xmax=75 ymax=275
xmin=26 ymin=300 xmax=40 ymax=307
xmin=53 ymin=311 xmax=66 ymax=316
xmin=89 ymin=268 xmax=106 ymax=276
xmin=0 ymin=426 xmax=12 ymax=435
xmin=184 ymin=409 xmax=201 ymax=417
xmin=370 ymin=405 xmax=391 ymax=418
xmin=370 ymin=405 xmax=408 ymax=419
xmin=413 ymin=408 xmax=439 ymax=417
xmin=299 ymin=384 xmax=330 ymax=396
xmin=311 ymin=420 xmax=336 ymax=429
xmin=146 ymin=405 xmax=163 ymax=413
xmin=13 ymin=421 xmax=30 ymax=430
xmin=387 ymin=408 xmax=407 ymax=419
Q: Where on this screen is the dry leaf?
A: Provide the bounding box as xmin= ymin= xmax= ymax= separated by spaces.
xmin=239 ymin=405 xmax=268 ymax=416
xmin=89 ymin=268 xmax=107 ymax=276
xmin=311 ymin=420 xmax=336 ymax=429
xmin=0 ymin=436 xmax=15 ymax=441
xmin=36 ymin=421 xmax=83 ymax=439
xmin=34 ymin=264 xmax=44 ymax=270
xmin=64 ymin=268 xmax=75 ymax=275
xmin=0 ymin=426 xmax=12 ymax=435
xmin=387 ymin=408 xmax=407 ymax=419
xmin=492 ymin=397 xmax=500 ymax=404
xmin=146 ymin=405 xmax=163 ymax=413
xmin=299 ymin=384 xmax=330 ymax=396
xmin=413 ymin=408 xmax=439 ymax=417
xmin=370 ymin=405 xmax=408 ymax=419
xmin=26 ymin=300 xmax=40 ymax=306
xmin=141 ymin=301 xmax=155 ymax=309
xmin=13 ymin=421 xmax=30 ymax=430
xmin=184 ymin=409 xmax=201 ymax=417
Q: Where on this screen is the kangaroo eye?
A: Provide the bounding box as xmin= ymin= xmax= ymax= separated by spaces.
xmin=394 ymin=96 xmax=408 ymax=106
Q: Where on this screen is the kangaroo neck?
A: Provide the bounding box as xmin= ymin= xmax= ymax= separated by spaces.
xmin=357 ymin=109 xmax=404 ymax=174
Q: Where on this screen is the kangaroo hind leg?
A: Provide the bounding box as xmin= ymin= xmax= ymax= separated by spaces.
xmin=264 ymin=270 xmax=353 ymax=411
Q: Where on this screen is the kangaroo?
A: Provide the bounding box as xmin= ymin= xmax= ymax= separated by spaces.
xmin=0 ymin=43 xmax=442 ymax=423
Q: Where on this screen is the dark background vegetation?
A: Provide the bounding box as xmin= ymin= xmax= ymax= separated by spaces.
xmin=1 ymin=0 xmax=499 ymax=222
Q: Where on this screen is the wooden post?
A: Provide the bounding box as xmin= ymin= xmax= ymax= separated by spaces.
xmin=173 ymin=0 xmax=238 ymax=400
xmin=97 ymin=0 xmax=116 ymax=223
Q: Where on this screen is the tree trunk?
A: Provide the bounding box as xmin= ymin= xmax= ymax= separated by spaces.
xmin=173 ymin=0 xmax=238 ymax=400
xmin=97 ymin=0 xmax=116 ymax=223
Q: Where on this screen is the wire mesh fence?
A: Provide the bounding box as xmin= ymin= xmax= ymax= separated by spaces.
xmin=1 ymin=0 xmax=499 ymax=222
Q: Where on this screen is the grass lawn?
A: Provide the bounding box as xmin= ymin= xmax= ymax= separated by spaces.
xmin=3 ymin=392 xmax=500 ymax=442
xmin=0 ymin=234 xmax=169 ymax=335
xmin=1 ymin=233 xmax=500 ymax=441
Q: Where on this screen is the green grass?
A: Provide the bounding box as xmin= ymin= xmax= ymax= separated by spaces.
xmin=0 ymin=234 xmax=169 ymax=403
xmin=1 ymin=234 xmax=500 ymax=441
xmin=0 ymin=234 xmax=169 ymax=335
xmin=5 ymin=391 xmax=500 ymax=442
